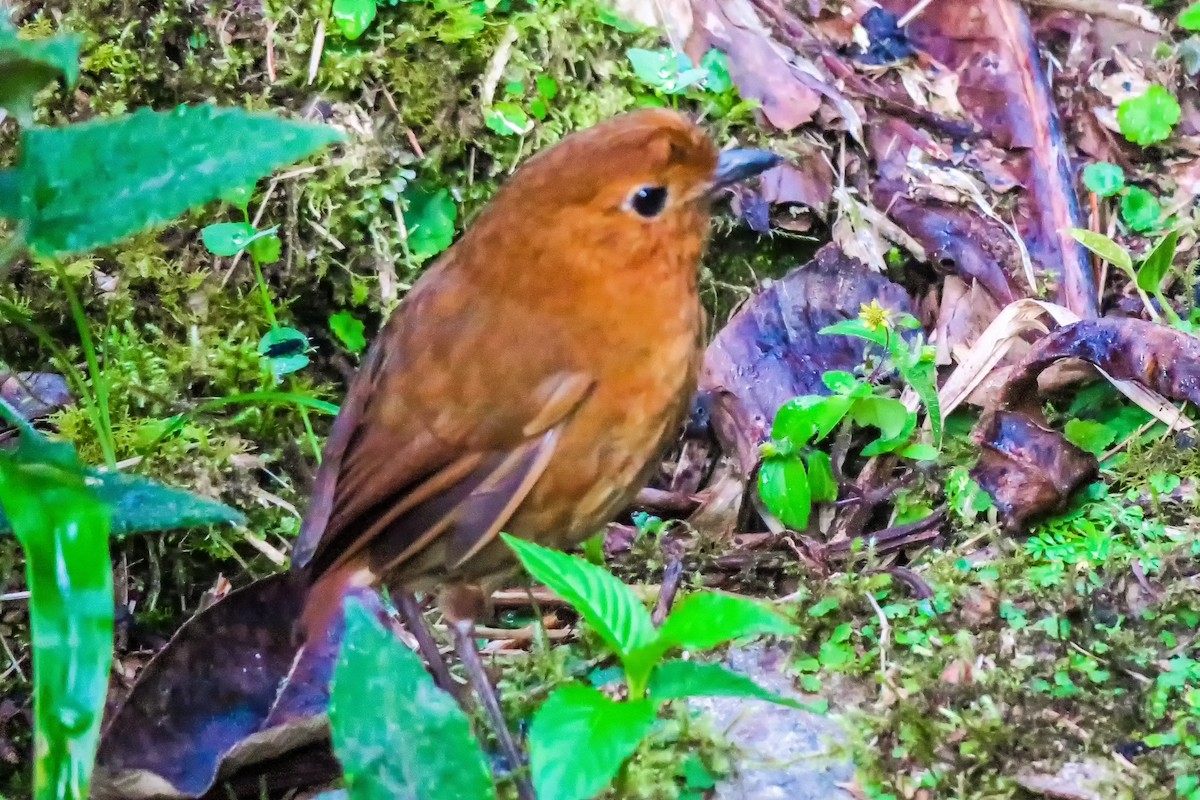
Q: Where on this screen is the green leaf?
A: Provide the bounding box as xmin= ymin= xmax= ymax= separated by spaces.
xmin=899 ymin=442 xmax=939 ymax=462
xmin=850 ymin=396 xmax=912 ymax=455
xmin=757 ymin=456 xmax=811 ymax=530
xmin=0 ymin=428 xmax=112 ymax=800
xmin=596 ymin=6 xmax=645 ymax=33
xmin=1063 ymin=419 xmax=1117 ymax=457
xmin=626 ymin=48 xmax=707 ymax=95
xmin=259 ymin=326 xmax=310 ymax=378
xmin=0 ymin=26 xmax=80 ymax=125
xmin=699 ymin=49 xmax=732 ymax=93
xmin=655 ymin=592 xmax=798 ymax=653
xmin=332 ymin=0 xmax=377 ymax=40
xmin=771 ymin=395 xmax=852 ymax=445
xmin=820 ymin=318 xmax=890 ymax=348
xmin=529 ymin=683 xmax=656 ymax=800
xmin=220 ymin=184 xmax=254 ymax=210
xmin=536 ymin=75 xmax=559 ymax=100
xmin=201 ymin=221 xmax=256 ymax=256
xmin=331 ymin=598 xmax=495 ymax=800
xmin=1137 ymin=230 xmax=1179 ymax=293
xmin=0 ymin=466 xmax=243 ymax=537
xmin=1082 ymin=162 xmax=1125 ymax=197
xmin=1118 ymin=85 xmax=1181 ymax=146
xmin=502 ymin=535 xmax=656 ymax=660
xmin=648 ymin=660 xmax=800 ymax=707
xmin=898 ymin=352 xmax=942 ymax=448
xmin=1181 ymin=3 xmax=1200 ymax=31
xmin=330 ymin=310 xmax=367 ymax=353
xmin=806 ymin=451 xmax=837 ymax=503
xmin=1066 ymin=228 xmax=1133 ymax=273
xmin=484 ymin=101 xmax=533 ymax=136
xmin=402 ymin=185 xmax=457 ymax=261
xmin=248 ymin=231 xmax=282 ymax=264
xmin=13 ymin=105 xmax=342 ymax=255
xmin=1121 ymin=187 xmax=1163 ymax=233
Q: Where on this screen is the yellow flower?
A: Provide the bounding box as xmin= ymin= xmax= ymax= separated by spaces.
xmin=859 ymin=299 xmax=892 ymax=331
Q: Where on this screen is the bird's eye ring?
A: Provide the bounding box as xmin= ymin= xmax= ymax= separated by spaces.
xmin=627 ymin=185 xmax=669 ymax=218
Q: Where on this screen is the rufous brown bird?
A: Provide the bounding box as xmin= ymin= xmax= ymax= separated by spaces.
xmin=290 ymin=107 xmax=777 ymax=795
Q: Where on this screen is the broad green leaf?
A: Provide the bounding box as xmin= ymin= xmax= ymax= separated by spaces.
xmin=13 ymin=105 xmax=342 ymax=255
xmin=1183 ymin=3 xmax=1200 ymax=30
xmin=1121 ymin=187 xmax=1163 ymax=233
xmin=0 ymin=25 xmax=80 ymax=126
xmin=898 ymin=352 xmax=942 ymax=448
xmin=0 ymin=427 xmax=112 ymax=800
xmin=655 ymin=592 xmax=798 ymax=654
xmin=331 ymin=598 xmax=494 ymax=800
xmin=806 ymin=451 xmax=838 ymax=503
xmin=899 ymin=442 xmax=939 ymax=462
xmin=1081 ymin=162 xmax=1125 ymax=197
xmin=626 ymin=48 xmax=706 ymax=94
xmin=332 ymin=0 xmax=377 ymax=41
xmin=1064 ymin=419 xmax=1117 ymax=457
xmin=201 ymin=222 xmax=256 ymax=256
xmin=597 ymin=6 xmax=645 ymax=32
xmin=402 ymin=185 xmax=457 ymax=261
xmin=1137 ymin=230 xmax=1179 ymax=293
xmin=1066 ymin=228 xmax=1133 ymax=273
xmin=821 ymin=370 xmax=860 ymax=395
xmin=820 ymin=318 xmax=890 ymax=348
xmin=850 ymin=396 xmax=912 ymax=455
xmin=0 ymin=467 xmax=243 ymax=537
xmin=648 ymin=660 xmax=801 ymax=707
xmin=757 ymin=456 xmax=811 ymax=530
xmin=248 ymin=231 xmax=282 ymax=264
xmin=771 ymin=395 xmax=852 ymax=445
xmin=330 ymin=310 xmax=367 ymax=353
xmin=259 ymin=326 xmax=310 ymax=378
xmin=529 ymin=683 xmax=656 ymax=800
xmin=1118 ymin=86 xmax=1181 ymax=146
xmin=502 ymin=535 xmax=656 ymax=659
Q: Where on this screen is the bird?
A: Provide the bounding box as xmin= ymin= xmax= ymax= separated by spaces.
xmin=290 ymin=107 xmax=779 ymax=796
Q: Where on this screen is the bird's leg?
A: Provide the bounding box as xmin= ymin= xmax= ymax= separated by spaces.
xmin=391 ymin=589 xmax=458 ymax=696
xmin=443 ymin=584 xmax=536 ymax=800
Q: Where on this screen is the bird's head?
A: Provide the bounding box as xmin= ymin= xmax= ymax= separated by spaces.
xmin=461 ymin=109 xmax=779 ymax=279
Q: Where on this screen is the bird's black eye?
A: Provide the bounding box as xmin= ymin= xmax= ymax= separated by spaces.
xmin=629 ymin=185 xmax=669 ymax=218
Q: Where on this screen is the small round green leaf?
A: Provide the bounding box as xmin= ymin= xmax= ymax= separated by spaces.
xmin=258 ymin=326 xmax=310 ymax=378
xmin=529 ymin=683 xmax=657 ymax=800
xmin=757 ymin=456 xmax=811 ymax=530
xmin=332 ymin=0 xmax=377 ymax=41
xmin=1180 ymin=2 xmax=1200 ymax=31
xmin=484 ymin=102 xmax=533 ymax=136
xmin=247 ymin=231 xmax=282 ymax=264
xmin=1063 ymin=419 xmax=1117 ymax=456
xmin=402 ymin=185 xmax=457 ymax=261
xmin=1120 ymin=187 xmax=1163 ymax=233
xmin=1117 ymin=86 xmax=1181 ymax=146
xmin=329 ymin=310 xmax=367 ymax=353
xmin=1081 ymin=162 xmax=1125 ymax=197
xmin=201 ymin=222 xmax=256 ymax=256
xmin=220 ymin=184 xmax=254 ymax=210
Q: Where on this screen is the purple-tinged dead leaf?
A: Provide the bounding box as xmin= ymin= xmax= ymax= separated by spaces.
xmin=700 ymin=245 xmax=912 ymax=474
xmin=0 ymin=372 xmax=71 ymax=420
xmin=877 ymin=0 xmax=1096 ymax=317
xmin=686 ymin=0 xmax=824 ymax=132
xmin=94 ymin=574 xmax=389 ymax=799
xmin=973 ymin=318 xmax=1200 ymax=529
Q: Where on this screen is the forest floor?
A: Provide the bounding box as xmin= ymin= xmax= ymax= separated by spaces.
xmin=7 ymin=1 xmax=1200 ymax=799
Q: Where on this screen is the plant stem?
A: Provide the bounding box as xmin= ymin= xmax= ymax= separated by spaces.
xmin=58 ymin=264 xmax=117 ymax=468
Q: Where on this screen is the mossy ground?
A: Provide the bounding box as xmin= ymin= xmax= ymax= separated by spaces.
xmin=4 ymin=1 xmax=1200 ymax=799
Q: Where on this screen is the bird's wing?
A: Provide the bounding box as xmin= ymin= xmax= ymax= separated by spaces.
xmin=293 ymin=278 xmax=593 ymax=581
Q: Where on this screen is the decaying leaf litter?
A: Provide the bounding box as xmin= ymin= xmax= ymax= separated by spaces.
xmin=7 ymin=0 xmax=1200 ymax=797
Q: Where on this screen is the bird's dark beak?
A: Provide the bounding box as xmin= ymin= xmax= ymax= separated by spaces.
xmin=710 ymin=148 xmax=781 ymax=193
